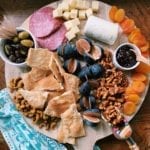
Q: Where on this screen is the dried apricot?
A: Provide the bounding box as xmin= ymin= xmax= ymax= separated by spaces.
xmin=114 ymin=9 xmax=125 ymax=23
xmin=109 ymin=6 xmax=118 ymax=21
xmin=128 ymin=28 xmax=141 ymax=42
xmin=135 ymin=62 xmax=150 ymax=74
xmin=120 ymin=18 xmax=135 ymax=34
xmin=125 ymin=86 xmax=136 ymax=94
xmin=123 ymin=101 xmax=136 ymax=115
xmin=125 ymin=94 xmax=140 ymax=105
xmin=132 ymin=34 xmax=147 ymax=47
xmin=131 ymin=72 xmax=147 ymax=82
xmin=130 ymin=81 xmax=146 ymax=94
xmin=140 ymin=41 xmax=150 ymax=53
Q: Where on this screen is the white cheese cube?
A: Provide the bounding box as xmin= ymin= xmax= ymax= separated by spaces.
xmin=69 ymin=0 xmax=77 ymax=9
xmin=53 ymin=8 xmax=63 ymax=18
xmin=59 ymin=2 xmax=69 ymax=11
xmin=86 ymin=8 xmax=93 ymax=18
xmin=72 ymin=18 xmax=80 ymax=26
xmin=64 ymin=21 xmax=73 ymax=30
xmin=70 ymin=9 xmax=78 ymax=19
xmin=65 ymin=30 xmax=76 ymax=41
xmin=76 ymin=0 xmax=89 ymax=10
xmin=70 ymin=25 xmax=80 ymax=34
xmin=92 ymin=1 xmax=99 ymax=12
xmin=63 ymin=12 xmax=70 ymax=20
xmin=79 ymin=10 xmax=86 ymax=20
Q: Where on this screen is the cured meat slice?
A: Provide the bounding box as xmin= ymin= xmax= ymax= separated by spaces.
xmin=29 ymin=7 xmax=63 ymax=38
xmin=37 ymin=25 xmax=67 ymax=51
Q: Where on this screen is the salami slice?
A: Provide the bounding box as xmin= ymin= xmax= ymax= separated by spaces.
xmin=37 ymin=25 xmax=67 ymax=51
xmin=29 ymin=7 xmax=63 ymax=38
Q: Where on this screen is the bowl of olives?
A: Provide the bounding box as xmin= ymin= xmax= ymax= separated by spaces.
xmin=0 ymin=27 xmax=37 ymax=67
xmin=113 ymin=43 xmax=141 ymax=71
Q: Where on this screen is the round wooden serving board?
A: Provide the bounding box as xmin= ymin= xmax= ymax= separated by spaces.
xmin=5 ymin=1 xmax=149 ymax=150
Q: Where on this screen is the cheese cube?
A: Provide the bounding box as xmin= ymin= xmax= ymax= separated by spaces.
xmin=70 ymin=25 xmax=80 ymax=34
xmin=53 ymin=8 xmax=63 ymax=18
xmin=72 ymin=18 xmax=80 ymax=26
xmin=86 ymin=8 xmax=93 ymax=18
xmin=70 ymin=9 xmax=78 ymax=19
xmin=92 ymin=1 xmax=99 ymax=12
xmin=69 ymin=0 xmax=77 ymax=9
xmin=64 ymin=21 xmax=73 ymax=30
xmin=65 ymin=30 xmax=76 ymax=41
xmin=63 ymin=12 xmax=70 ymax=20
xmin=59 ymin=2 xmax=69 ymax=11
xmin=79 ymin=10 xmax=86 ymax=20
xmin=76 ymin=0 xmax=89 ymax=10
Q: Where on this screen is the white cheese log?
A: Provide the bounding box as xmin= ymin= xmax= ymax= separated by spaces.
xmin=84 ymin=16 xmax=119 ymax=45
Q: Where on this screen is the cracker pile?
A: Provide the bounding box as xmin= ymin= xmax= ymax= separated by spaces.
xmin=9 ymin=48 xmax=85 ymax=144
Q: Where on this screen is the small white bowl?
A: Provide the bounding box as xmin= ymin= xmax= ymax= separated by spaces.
xmin=0 ymin=27 xmax=37 ymax=67
xmin=113 ymin=43 xmax=140 ymax=71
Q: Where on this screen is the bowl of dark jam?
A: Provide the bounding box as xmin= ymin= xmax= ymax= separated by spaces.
xmin=113 ymin=43 xmax=140 ymax=71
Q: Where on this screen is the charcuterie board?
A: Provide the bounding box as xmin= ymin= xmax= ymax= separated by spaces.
xmin=4 ymin=1 xmax=149 ymax=150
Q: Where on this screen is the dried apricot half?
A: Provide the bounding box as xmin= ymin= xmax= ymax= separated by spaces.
xmin=125 ymin=94 xmax=140 ymax=105
xmin=109 ymin=6 xmax=118 ymax=21
xmin=131 ymin=72 xmax=147 ymax=82
xmin=123 ymin=101 xmax=136 ymax=115
xmin=114 ymin=9 xmax=125 ymax=23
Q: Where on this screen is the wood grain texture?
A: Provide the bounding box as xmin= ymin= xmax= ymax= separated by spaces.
xmin=0 ymin=0 xmax=149 ymax=150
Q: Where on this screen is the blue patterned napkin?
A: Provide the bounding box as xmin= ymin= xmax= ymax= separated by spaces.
xmin=0 ymin=89 xmax=66 ymax=150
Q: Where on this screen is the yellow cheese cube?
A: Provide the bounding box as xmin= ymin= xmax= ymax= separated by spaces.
xmin=53 ymin=8 xmax=63 ymax=18
xmin=86 ymin=8 xmax=93 ymax=18
xmin=79 ymin=10 xmax=86 ymax=20
xmin=63 ymin=12 xmax=70 ymax=20
xmin=69 ymin=0 xmax=77 ymax=9
xmin=70 ymin=26 xmax=80 ymax=34
xmin=65 ymin=30 xmax=76 ymax=41
xmin=70 ymin=9 xmax=78 ymax=19
xmin=92 ymin=1 xmax=99 ymax=12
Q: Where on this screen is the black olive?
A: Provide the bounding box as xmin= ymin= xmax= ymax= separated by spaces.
xmin=16 ymin=58 xmax=25 ymax=63
xmin=9 ymin=55 xmax=16 ymax=62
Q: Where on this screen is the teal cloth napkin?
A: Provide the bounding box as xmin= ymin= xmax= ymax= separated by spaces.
xmin=0 ymin=89 xmax=66 ymax=150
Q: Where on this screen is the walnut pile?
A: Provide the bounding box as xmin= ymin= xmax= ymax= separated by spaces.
xmin=96 ymin=50 xmax=129 ymax=126
xmin=9 ymin=77 xmax=60 ymax=130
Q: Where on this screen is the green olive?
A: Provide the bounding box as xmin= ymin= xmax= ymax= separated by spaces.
xmin=4 ymin=45 xmax=12 ymax=56
xmin=18 ymin=31 xmax=30 ymax=39
xmin=20 ymin=39 xmax=34 ymax=48
xmin=13 ymin=36 xmax=20 ymax=43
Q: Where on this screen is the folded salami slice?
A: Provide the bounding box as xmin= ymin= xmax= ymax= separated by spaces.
xmin=37 ymin=25 xmax=67 ymax=51
xmin=29 ymin=7 xmax=63 ymax=38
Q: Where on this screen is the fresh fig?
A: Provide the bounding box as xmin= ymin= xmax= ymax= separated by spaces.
xmin=63 ymin=58 xmax=81 ymax=74
xmin=76 ymin=38 xmax=91 ymax=55
xmin=79 ymin=81 xmax=91 ymax=96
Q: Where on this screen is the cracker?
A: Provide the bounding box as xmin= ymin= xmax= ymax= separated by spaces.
xmin=26 ymin=48 xmax=52 ymax=70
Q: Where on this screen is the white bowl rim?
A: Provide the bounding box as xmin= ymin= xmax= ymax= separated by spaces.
xmin=0 ymin=26 xmax=37 ymax=67
xmin=113 ymin=42 xmax=141 ymax=71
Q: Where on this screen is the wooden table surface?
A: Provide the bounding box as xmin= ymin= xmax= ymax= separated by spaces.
xmin=0 ymin=0 xmax=149 ymax=150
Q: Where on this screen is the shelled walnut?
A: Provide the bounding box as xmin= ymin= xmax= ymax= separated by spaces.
xmin=96 ymin=50 xmax=128 ymax=126
xmin=8 ymin=77 xmax=24 ymax=92
xmin=14 ymin=91 xmax=60 ymax=130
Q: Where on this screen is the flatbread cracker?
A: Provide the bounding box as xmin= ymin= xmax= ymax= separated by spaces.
xmin=26 ymin=48 xmax=52 ymax=70
xmin=44 ymin=91 xmax=76 ymax=117
xmin=33 ymin=74 xmax=64 ymax=91
xmin=22 ymin=67 xmax=51 ymax=90
xmin=19 ymin=89 xmax=49 ymax=109
xmin=57 ymin=104 xmax=85 ymax=145
xmin=63 ymin=73 xmax=80 ymax=100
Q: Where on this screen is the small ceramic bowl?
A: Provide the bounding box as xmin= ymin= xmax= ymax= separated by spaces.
xmin=113 ymin=43 xmax=141 ymax=71
xmin=0 ymin=27 xmax=37 ymax=67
